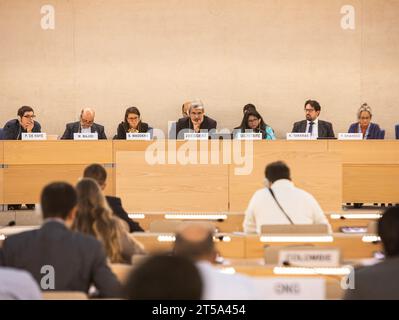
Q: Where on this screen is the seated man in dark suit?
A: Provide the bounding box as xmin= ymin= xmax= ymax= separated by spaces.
xmin=61 ymin=108 xmax=107 ymax=139
xmin=292 ymin=100 xmax=335 ymax=138
xmin=83 ymin=164 xmax=144 ymax=232
xmin=175 ymin=100 xmax=217 ymax=139
xmin=0 ymin=182 xmax=121 ymax=298
xmin=3 ymin=105 xmax=41 ymax=210
xmin=345 ymin=206 xmax=399 ymax=300
xmin=2 ymin=106 xmax=41 ymax=140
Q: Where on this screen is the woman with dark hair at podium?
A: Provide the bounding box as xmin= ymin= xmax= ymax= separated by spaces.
xmin=114 ymin=107 xmax=151 ymax=139
xmin=234 ymin=107 xmax=276 ymax=140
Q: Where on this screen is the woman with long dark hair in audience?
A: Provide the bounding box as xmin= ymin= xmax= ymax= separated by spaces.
xmin=73 ymin=178 xmax=145 ymax=264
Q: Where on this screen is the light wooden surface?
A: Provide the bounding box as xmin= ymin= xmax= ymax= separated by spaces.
xmin=244 ymin=234 xmax=382 ymax=260
xmin=229 ymin=140 xmax=342 ymax=212
xmin=328 ymin=140 xmax=399 ymax=203
xmin=3 ymin=165 xmax=114 ymax=204
xmin=342 ymin=164 xmax=399 ymax=203
xmin=1 ymin=140 xmax=399 ymax=207
xmin=3 ymin=141 xmax=113 ymax=165
xmin=114 ymin=141 xmax=229 ymax=212
xmin=328 ymin=140 xmax=399 ymax=164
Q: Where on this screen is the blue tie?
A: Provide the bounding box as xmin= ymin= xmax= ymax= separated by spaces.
xmin=308 ymin=121 xmax=314 ymax=134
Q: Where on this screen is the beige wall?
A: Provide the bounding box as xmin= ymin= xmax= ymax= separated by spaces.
xmin=0 ymin=0 xmax=398 ymax=138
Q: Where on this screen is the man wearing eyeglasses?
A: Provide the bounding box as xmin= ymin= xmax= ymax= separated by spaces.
xmin=291 ymin=100 xmax=335 ymax=138
xmin=2 ymin=106 xmax=41 ymax=140
xmin=60 ymin=108 xmax=107 ymax=139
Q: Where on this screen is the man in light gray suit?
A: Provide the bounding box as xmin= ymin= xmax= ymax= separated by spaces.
xmin=345 ymin=206 xmax=399 ymax=300
xmin=0 ymin=182 xmax=121 ymax=298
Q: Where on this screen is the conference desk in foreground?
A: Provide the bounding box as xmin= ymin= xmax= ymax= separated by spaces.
xmin=132 ymin=232 xmax=382 ymax=260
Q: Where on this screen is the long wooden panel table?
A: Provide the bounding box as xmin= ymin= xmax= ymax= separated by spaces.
xmin=1 ymin=140 xmax=398 ymax=209
xmin=328 ymin=140 xmax=399 ymax=204
xmin=2 ymin=141 xmax=114 ymax=204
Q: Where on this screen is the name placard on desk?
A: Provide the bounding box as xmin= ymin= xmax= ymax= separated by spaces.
xmin=338 ymin=133 xmax=363 ymax=140
xmin=254 ymin=278 xmax=325 ymax=300
xmin=73 ymin=133 xmax=98 ymax=140
xmin=286 ymin=133 xmax=312 ymax=140
xmin=236 ymin=132 xmax=262 ymax=140
xmin=278 ymin=248 xmax=340 ymax=267
xmin=183 ymin=132 xmax=209 ymax=140
xmin=21 ymin=133 xmax=47 ymax=140
xmin=126 ymin=132 xmax=151 ymax=141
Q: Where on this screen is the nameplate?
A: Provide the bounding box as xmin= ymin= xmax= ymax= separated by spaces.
xmin=73 ymin=133 xmax=98 ymax=140
xmin=21 ymin=133 xmax=47 ymax=140
xmin=278 ymin=249 xmax=340 ymax=267
xmin=254 ymin=278 xmax=325 ymax=300
xmin=338 ymin=133 xmax=363 ymax=140
xmin=237 ymin=132 xmax=262 ymax=140
xmin=183 ymin=133 xmax=209 ymax=140
xmin=286 ymin=133 xmax=312 ymax=140
xmin=126 ymin=133 xmax=151 ymax=141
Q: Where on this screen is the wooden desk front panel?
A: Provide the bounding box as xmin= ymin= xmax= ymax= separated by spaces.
xmin=3 ymin=141 xmax=113 ymax=165
xmin=328 ymin=140 xmax=399 ymax=164
xmin=342 ymin=164 xmax=399 ymax=203
xmin=229 ymin=141 xmax=341 ymax=212
xmin=3 ymin=165 xmax=114 ymax=204
xmin=115 ymin=141 xmax=229 ymax=212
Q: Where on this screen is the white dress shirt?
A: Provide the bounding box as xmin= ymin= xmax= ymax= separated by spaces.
xmin=0 ymin=267 xmax=42 ymax=300
xmin=196 ymin=261 xmax=259 ymax=300
xmin=305 ymin=118 xmax=319 ymax=138
xmin=243 ymin=179 xmax=332 ymax=234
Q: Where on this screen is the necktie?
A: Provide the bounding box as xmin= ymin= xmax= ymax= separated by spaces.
xmin=308 ymin=121 xmax=314 ymax=134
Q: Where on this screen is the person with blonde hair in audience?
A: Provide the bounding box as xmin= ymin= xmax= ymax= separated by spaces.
xmin=74 ymin=178 xmax=145 ymax=264
xmin=83 ymin=163 xmax=144 ymax=232
xmin=0 ymin=182 xmax=121 ymax=298
xmin=173 ymin=222 xmax=258 ymax=300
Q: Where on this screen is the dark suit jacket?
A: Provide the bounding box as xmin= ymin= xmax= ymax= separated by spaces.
xmin=2 ymin=119 xmax=41 ymax=140
xmin=0 ymin=221 xmax=121 ymax=297
xmin=61 ymin=121 xmax=107 ymax=140
xmin=106 ymin=196 xmax=144 ymax=232
xmin=114 ymin=122 xmax=150 ymax=140
xmin=175 ymin=116 xmax=217 ymax=139
xmin=348 ymin=122 xmax=383 ymax=139
xmin=292 ymin=119 xmax=335 ymax=138
xmin=345 ymin=257 xmax=399 ymax=300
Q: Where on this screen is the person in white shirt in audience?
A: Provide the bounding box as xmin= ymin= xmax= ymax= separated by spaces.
xmin=173 ymin=223 xmax=258 ymax=300
xmin=243 ymin=161 xmax=332 ymax=234
xmin=0 ymin=267 xmax=42 ymax=300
